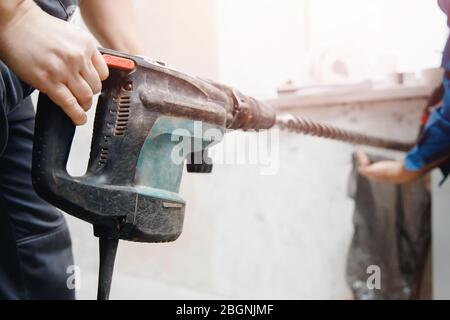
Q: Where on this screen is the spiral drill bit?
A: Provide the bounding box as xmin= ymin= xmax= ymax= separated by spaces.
xmin=276 ymin=114 xmax=414 ymax=152
xmin=207 ymin=82 xmax=414 ymax=152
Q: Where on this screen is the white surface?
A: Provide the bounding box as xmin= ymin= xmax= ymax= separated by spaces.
xmin=216 ymin=0 xmax=447 ymax=97
xmin=432 ymin=171 xmax=450 ymax=300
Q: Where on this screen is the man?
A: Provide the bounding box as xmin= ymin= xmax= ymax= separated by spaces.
xmin=358 ymin=0 xmax=450 ymax=183
xmin=0 ymin=0 xmax=148 ymax=299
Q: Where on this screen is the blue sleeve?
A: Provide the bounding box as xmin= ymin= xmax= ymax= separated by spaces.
xmin=404 ymin=73 xmax=450 ymax=180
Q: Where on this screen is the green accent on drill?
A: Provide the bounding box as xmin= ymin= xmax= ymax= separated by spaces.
xmin=135 ymin=186 xmax=185 ymax=204
xmin=135 ymin=116 xmax=224 ymax=198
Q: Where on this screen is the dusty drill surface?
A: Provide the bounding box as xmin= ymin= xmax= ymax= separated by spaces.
xmin=207 ymin=81 xmax=276 ymax=130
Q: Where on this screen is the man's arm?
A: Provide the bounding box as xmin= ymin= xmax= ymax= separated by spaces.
xmin=0 ymin=0 xmax=109 ymax=125
xmin=358 ymin=74 xmax=450 ymax=184
xmin=79 ymin=0 xmax=148 ymax=55
xmin=357 ymin=151 xmax=449 ymax=184
xmin=0 ymin=1 xmax=30 ymax=28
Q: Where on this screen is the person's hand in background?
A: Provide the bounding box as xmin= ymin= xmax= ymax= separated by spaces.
xmin=356 ymin=149 xmax=450 ymax=184
xmin=0 ymin=0 xmax=109 ymax=125
xmin=356 ymin=151 xmax=426 ymax=184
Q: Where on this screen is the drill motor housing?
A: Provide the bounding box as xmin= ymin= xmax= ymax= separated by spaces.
xmin=32 ymin=49 xmax=232 ymax=243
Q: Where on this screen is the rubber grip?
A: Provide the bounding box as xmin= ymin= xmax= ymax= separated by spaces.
xmin=32 ymin=93 xmax=76 ymax=201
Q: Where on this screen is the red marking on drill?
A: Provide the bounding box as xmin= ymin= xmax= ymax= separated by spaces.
xmin=103 ymin=54 xmax=135 ymax=71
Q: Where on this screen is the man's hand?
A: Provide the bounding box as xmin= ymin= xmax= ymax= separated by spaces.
xmin=356 ymin=151 xmax=423 ymax=184
xmin=0 ymin=0 xmax=109 ymax=125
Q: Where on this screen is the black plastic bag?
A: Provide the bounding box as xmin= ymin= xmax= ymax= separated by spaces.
xmin=346 ymin=154 xmax=431 ymax=300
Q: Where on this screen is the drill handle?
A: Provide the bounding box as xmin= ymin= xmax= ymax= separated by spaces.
xmin=32 ymin=93 xmax=77 ymax=199
xmin=32 ymin=48 xmax=137 ymax=200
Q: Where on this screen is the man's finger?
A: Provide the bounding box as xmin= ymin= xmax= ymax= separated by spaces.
xmin=357 ymin=160 xmax=386 ymax=179
xmin=47 ymin=83 xmax=87 ymax=125
xmin=356 ymin=151 xmax=371 ymax=167
xmin=81 ymin=61 xmax=102 ymax=94
xmin=68 ymin=75 xmax=94 ymax=111
xmin=357 ymin=165 xmax=374 ymax=177
xmin=92 ymin=49 xmax=109 ymax=81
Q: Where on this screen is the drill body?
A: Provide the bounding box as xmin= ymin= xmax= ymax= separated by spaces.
xmin=32 ymin=49 xmax=276 ymax=299
xmin=33 ymin=49 xmax=225 ymax=242
xmin=32 ymin=49 xmax=276 ymax=243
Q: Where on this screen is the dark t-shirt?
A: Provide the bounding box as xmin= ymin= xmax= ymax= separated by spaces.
xmin=35 ymin=0 xmax=79 ymax=21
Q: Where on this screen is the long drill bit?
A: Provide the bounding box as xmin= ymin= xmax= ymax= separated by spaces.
xmin=209 ymin=82 xmax=415 ymax=152
xmin=276 ymin=114 xmax=414 ymax=152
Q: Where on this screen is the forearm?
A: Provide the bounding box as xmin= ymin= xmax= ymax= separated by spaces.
xmin=79 ymin=0 xmax=147 ymax=55
xmin=0 ymin=0 xmax=36 ymax=34
xmin=0 ymin=0 xmax=28 ymax=22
